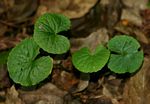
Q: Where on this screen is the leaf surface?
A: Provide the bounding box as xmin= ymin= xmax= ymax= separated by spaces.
xmin=72 ymin=45 xmax=110 ymax=73
xmin=7 ymin=38 xmax=53 ymax=86
xmin=108 ymin=35 xmax=144 ymax=73
xmin=33 ymin=13 xmax=71 ymax=54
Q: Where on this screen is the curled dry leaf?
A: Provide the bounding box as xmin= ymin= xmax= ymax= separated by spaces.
xmin=74 ymin=73 xmax=90 ymax=93
xmin=5 ymin=86 xmax=23 ymax=104
xmin=37 ymin=0 xmax=97 ymax=19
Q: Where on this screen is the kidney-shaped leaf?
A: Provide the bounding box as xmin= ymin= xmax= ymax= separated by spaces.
xmin=72 ymin=45 xmax=110 ymax=73
xmin=107 ymin=35 xmax=144 ymax=73
xmin=7 ymin=38 xmax=53 ymax=86
xmin=33 ymin=13 xmax=71 ymax=54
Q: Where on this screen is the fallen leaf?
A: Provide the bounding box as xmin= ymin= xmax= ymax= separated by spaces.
xmin=74 ymin=73 xmax=90 ymax=93
xmin=36 ymin=0 xmax=97 ymax=19
xmin=52 ymin=69 xmax=78 ymax=90
xmin=121 ymin=8 xmax=142 ymax=26
xmin=5 ymin=85 xmax=23 ymax=104
xmin=123 ymin=57 xmax=150 ymax=104
xmin=122 ymin=0 xmax=147 ymax=10
xmin=19 ymin=83 xmax=67 ymax=104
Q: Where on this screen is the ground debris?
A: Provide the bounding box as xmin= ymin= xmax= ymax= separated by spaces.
xmin=19 ymin=83 xmax=67 ymax=104
xmin=123 ymin=57 xmax=150 ymax=104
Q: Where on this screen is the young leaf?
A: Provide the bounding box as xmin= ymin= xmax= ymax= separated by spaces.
xmin=72 ymin=45 xmax=110 ymax=73
xmin=33 ymin=13 xmax=71 ymax=54
xmin=7 ymin=38 xmax=53 ymax=86
xmin=107 ymin=35 xmax=144 ymax=73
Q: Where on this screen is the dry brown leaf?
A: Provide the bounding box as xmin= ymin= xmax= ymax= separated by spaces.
xmin=5 ymin=85 xmax=23 ymax=104
xmin=6 ymin=0 xmax=38 ymax=23
xmin=19 ymin=83 xmax=67 ymax=104
xmin=122 ymin=0 xmax=147 ymax=10
xmin=121 ymin=8 xmax=142 ymax=26
xmin=36 ymin=0 xmax=97 ymax=19
xmin=52 ymin=70 xmax=78 ymax=91
xmin=123 ymin=57 xmax=150 ymax=104
xmin=115 ymin=21 xmax=149 ymax=44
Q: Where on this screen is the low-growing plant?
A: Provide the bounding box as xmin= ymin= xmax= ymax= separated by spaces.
xmin=72 ymin=35 xmax=144 ymax=74
xmin=7 ymin=13 xmax=144 ymax=86
xmin=7 ymin=38 xmax=53 ymax=86
xmin=107 ymin=35 xmax=144 ymax=73
xmin=7 ymin=13 xmax=71 ymax=86
xmin=33 ymin=13 xmax=71 ymax=54
xmin=72 ymin=44 xmax=110 ymax=73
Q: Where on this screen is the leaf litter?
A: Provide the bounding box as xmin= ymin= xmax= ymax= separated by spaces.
xmin=0 ymin=0 xmax=150 ymax=104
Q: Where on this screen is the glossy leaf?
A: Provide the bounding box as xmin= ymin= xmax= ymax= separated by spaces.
xmin=33 ymin=13 xmax=71 ymax=54
xmin=72 ymin=45 xmax=110 ymax=73
xmin=7 ymin=38 xmax=53 ymax=86
xmin=107 ymin=35 xmax=144 ymax=73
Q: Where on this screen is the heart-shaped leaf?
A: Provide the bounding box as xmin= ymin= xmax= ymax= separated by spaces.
xmin=107 ymin=35 xmax=144 ymax=73
xmin=7 ymin=38 xmax=53 ymax=86
xmin=33 ymin=13 xmax=71 ymax=54
xmin=72 ymin=45 xmax=110 ymax=73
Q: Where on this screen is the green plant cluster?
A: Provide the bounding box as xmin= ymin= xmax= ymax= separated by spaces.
xmin=7 ymin=13 xmax=144 ymax=86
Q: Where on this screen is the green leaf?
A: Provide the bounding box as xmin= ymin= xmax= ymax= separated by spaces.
xmin=33 ymin=13 xmax=71 ymax=54
xmin=7 ymin=38 xmax=53 ymax=86
xmin=107 ymin=35 xmax=144 ymax=73
xmin=72 ymin=45 xmax=110 ymax=73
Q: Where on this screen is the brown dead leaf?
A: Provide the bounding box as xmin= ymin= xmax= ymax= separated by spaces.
xmin=19 ymin=83 xmax=67 ymax=104
xmin=36 ymin=0 xmax=97 ymax=19
xmin=141 ymin=9 xmax=150 ymax=38
xmin=74 ymin=73 xmax=90 ymax=93
xmin=123 ymin=57 xmax=150 ymax=104
xmin=61 ymin=57 xmax=73 ymax=71
xmin=115 ymin=21 xmax=149 ymax=44
xmin=121 ymin=8 xmax=142 ymax=26
xmin=0 ymin=31 xmax=29 ymax=51
xmin=103 ymin=78 xmax=123 ymax=99
xmin=121 ymin=0 xmax=148 ymax=26
xmin=5 ymin=85 xmax=24 ymax=104
xmin=122 ymin=0 xmax=147 ymax=10
xmin=6 ymin=0 xmax=38 ymax=23
xmin=52 ymin=69 xmax=78 ymax=91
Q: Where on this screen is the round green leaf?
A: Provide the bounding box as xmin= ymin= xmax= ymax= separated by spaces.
xmin=33 ymin=13 xmax=71 ymax=54
xmin=72 ymin=45 xmax=110 ymax=73
xmin=107 ymin=35 xmax=144 ymax=73
xmin=7 ymin=38 xmax=53 ymax=86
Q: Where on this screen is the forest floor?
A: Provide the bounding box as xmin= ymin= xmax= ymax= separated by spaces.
xmin=0 ymin=0 xmax=150 ymax=104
